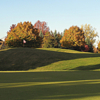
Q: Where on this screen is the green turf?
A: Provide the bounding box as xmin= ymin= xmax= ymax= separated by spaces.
xmin=0 ymin=48 xmax=100 ymax=99
xmin=0 ymin=47 xmax=100 ymax=71
xmin=0 ymin=71 xmax=100 ymax=100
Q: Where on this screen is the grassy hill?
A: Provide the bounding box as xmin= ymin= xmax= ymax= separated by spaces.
xmin=0 ymin=47 xmax=100 ymax=71
xmin=0 ymin=48 xmax=100 ymax=100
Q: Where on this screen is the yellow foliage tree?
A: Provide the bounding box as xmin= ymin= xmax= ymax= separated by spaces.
xmin=98 ymin=41 xmax=100 ymax=53
xmin=5 ymin=21 xmax=42 ymax=47
xmin=81 ymin=24 xmax=99 ymax=45
xmin=60 ymin=26 xmax=85 ymax=48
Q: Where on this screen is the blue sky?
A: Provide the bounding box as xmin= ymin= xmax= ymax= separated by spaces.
xmin=0 ymin=0 xmax=100 ymax=46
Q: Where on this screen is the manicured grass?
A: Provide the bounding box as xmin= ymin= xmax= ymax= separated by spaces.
xmin=0 ymin=48 xmax=100 ymax=99
xmin=0 ymin=71 xmax=100 ymax=100
xmin=0 ymin=47 xmax=100 ymax=71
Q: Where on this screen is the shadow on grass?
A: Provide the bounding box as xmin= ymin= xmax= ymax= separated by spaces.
xmin=0 ymin=71 xmax=100 ymax=100
xmin=71 ymin=64 xmax=100 ymax=70
xmin=0 ymin=47 xmax=100 ymax=70
xmin=1 ymin=81 xmax=100 ymax=100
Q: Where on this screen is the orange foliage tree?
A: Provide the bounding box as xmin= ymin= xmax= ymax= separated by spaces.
xmin=98 ymin=41 xmax=100 ymax=53
xmin=34 ymin=20 xmax=49 ymax=35
xmin=60 ymin=26 xmax=85 ymax=48
xmin=5 ymin=21 xmax=42 ymax=47
xmin=8 ymin=24 xmax=16 ymax=32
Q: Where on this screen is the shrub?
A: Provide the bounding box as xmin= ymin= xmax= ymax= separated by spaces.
xmin=82 ymin=45 xmax=89 ymax=52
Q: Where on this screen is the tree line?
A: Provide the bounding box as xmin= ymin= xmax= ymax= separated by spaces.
xmin=5 ymin=20 xmax=100 ymax=53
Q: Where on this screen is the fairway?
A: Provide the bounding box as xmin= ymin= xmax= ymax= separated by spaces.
xmin=0 ymin=48 xmax=100 ymax=99
xmin=1 ymin=0 xmax=100 ymax=99
xmin=0 ymin=71 xmax=100 ymax=100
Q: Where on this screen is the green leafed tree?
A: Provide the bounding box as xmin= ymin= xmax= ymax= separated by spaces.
xmin=42 ymin=32 xmax=57 ymax=48
xmin=85 ymin=38 xmax=93 ymax=52
xmin=53 ymin=30 xmax=57 ymax=38
xmin=51 ymin=30 xmax=62 ymax=48
xmin=39 ymin=31 xmax=44 ymax=38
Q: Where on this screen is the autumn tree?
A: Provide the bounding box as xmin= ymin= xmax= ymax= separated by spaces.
xmin=8 ymin=24 xmax=16 ymax=32
xmin=42 ymin=32 xmax=57 ymax=48
xmin=81 ymin=24 xmax=99 ymax=45
xmin=98 ymin=41 xmax=100 ymax=53
xmin=60 ymin=26 xmax=85 ymax=49
xmin=34 ymin=20 xmax=49 ymax=35
xmin=62 ymin=29 xmax=67 ymax=37
xmin=5 ymin=21 xmax=42 ymax=47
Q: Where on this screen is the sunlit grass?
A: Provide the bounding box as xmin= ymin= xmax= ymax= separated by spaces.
xmin=0 ymin=47 xmax=100 ymax=71
xmin=0 ymin=71 xmax=100 ymax=100
xmin=0 ymin=79 xmax=100 ymax=88
xmin=0 ymin=48 xmax=100 ymax=99
xmin=33 ymin=57 xmax=100 ymax=71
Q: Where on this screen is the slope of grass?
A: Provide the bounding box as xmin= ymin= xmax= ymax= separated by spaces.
xmin=0 ymin=71 xmax=100 ymax=100
xmin=0 ymin=47 xmax=100 ymax=71
xmin=0 ymin=48 xmax=100 ymax=100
